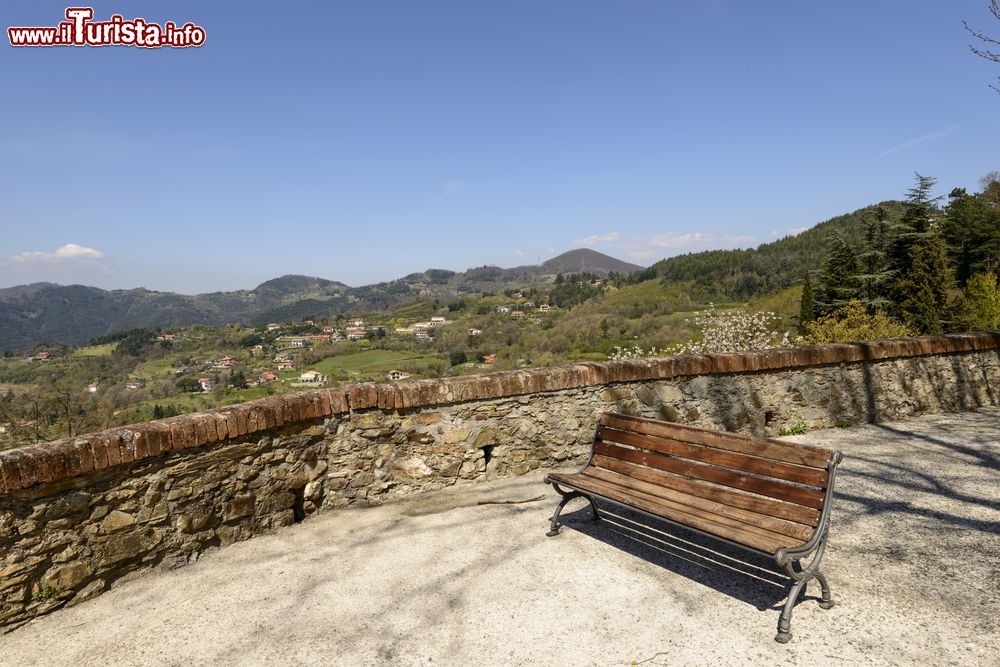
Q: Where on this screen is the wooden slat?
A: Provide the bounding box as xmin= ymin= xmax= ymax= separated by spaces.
xmin=600 ymin=413 xmax=832 ymax=468
xmin=599 ymin=426 xmax=829 ymax=487
xmin=593 ymin=441 xmax=826 ymax=509
xmin=591 ymin=454 xmax=821 ymax=526
xmin=581 ymin=467 xmax=815 ymax=541
xmin=548 ymin=472 xmax=804 ymax=554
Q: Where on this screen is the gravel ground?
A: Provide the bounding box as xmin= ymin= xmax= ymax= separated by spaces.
xmin=3 ymin=408 xmax=998 ymax=667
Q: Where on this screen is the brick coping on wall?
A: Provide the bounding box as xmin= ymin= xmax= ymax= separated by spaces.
xmin=1 ymin=331 xmax=998 ymax=496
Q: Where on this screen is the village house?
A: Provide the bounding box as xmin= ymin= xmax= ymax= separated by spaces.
xmin=415 ymin=331 xmax=431 ymax=340
xmin=430 ymin=317 xmax=447 ymax=324
xmin=299 ymin=370 xmax=328 ymax=383
xmin=197 ymin=377 xmax=217 ymax=392
xmin=496 ymin=306 xmax=510 ymax=314
xmin=276 ymin=360 xmax=294 ymax=370
xmin=510 ymin=310 xmax=525 ymax=318
xmin=523 ymin=301 xmax=535 ymax=308
xmin=276 ymin=336 xmax=308 ymax=348
xmin=386 ymin=370 xmax=407 ymax=381
xmin=258 ymin=372 xmax=278 ymax=384
xmin=31 ymin=351 xmax=50 ymax=361
xmin=347 ymin=317 xmax=365 ymax=328
xmin=322 ymin=326 xmax=335 ymax=334
xmin=85 ymin=382 xmax=99 ymax=393
xmin=266 ymin=323 xmax=281 ymax=332
xmin=538 ymin=304 xmax=551 ymax=312
xmin=345 ymin=328 xmax=367 ymax=340
xmin=482 ymin=354 xmax=496 ymax=364
xmin=468 ymin=328 xmax=482 ymax=336
xmin=124 ymin=381 xmax=145 ymax=391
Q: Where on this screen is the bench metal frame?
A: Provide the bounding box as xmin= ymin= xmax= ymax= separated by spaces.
xmin=544 ymin=423 xmax=843 ymax=644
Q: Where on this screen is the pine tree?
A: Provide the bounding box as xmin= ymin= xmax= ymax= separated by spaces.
xmin=856 ymin=206 xmax=894 ymax=311
xmin=892 ymin=233 xmax=954 ymax=334
xmin=817 ymin=235 xmax=860 ymax=315
xmin=799 ymin=273 xmax=815 ymax=328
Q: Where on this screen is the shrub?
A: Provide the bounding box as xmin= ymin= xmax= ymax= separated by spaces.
xmin=799 ymin=301 xmax=911 ymax=344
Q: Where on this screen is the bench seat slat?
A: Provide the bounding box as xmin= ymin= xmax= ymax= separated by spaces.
xmin=591 ymin=454 xmax=821 ymax=527
xmin=594 ymin=441 xmax=826 ymax=510
xmin=547 ymin=471 xmax=806 ymax=554
xmin=601 ymin=413 xmax=833 ymax=468
xmin=580 ymin=468 xmax=816 ymax=541
xmin=599 ymin=426 xmax=829 ymax=487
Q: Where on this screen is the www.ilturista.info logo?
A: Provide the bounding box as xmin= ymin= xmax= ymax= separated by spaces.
xmin=8 ymin=7 xmax=205 ymax=48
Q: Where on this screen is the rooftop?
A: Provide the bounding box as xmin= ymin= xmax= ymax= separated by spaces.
xmin=5 ymin=409 xmax=999 ymax=666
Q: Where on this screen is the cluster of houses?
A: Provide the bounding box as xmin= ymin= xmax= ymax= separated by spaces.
xmin=395 ymin=317 xmax=447 ymax=341
xmin=495 ymin=303 xmax=551 ymax=316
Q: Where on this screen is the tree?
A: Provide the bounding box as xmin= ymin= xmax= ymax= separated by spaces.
xmin=799 ymin=273 xmax=815 ymax=327
xmin=965 ymin=272 xmax=1000 ymax=329
xmin=964 ymin=1 xmax=1000 ymax=93
xmin=893 ymin=236 xmax=954 ymax=334
xmin=817 ymin=235 xmax=860 ymax=314
xmin=800 ymin=301 xmax=911 ymax=344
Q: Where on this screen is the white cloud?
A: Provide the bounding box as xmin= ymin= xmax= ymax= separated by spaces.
xmin=8 ymin=243 xmax=105 ymax=264
xmin=769 ymin=229 xmax=780 ymax=238
xmin=788 ymin=226 xmax=808 ymax=235
xmin=573 ymin=232 xmax=621 ymax=247
xmin=618 ymin=230 xmax=755 ymax=264
xmin=514 ymin=249 xmax=525 ymax=257
xmin=432 ymin=180 xmax=464 ymax=201
xmin=642 ymin=231 xmax=754 ymax=250
xmin=880 ymin=124 xmax=959 ymax=157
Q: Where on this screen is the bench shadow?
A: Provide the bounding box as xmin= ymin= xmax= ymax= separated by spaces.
xmin=559 ymin=501 xmax=817 ymax=614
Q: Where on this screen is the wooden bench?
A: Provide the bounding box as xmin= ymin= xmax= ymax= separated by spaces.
xmin=543 ymin=412 xmax=843 ymax=643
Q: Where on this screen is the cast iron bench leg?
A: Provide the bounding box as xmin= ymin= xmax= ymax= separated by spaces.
xmin=775 ymin=532 xmax=834 ymax=643
xmin=544 ymin=481 xmax=598 ymax=536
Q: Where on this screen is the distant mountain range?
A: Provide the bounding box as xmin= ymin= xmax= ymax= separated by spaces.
xmin=0 ymin=249 xmax=643 ymax=351
xmin=0 ymin=201 xmax=901 ymax=352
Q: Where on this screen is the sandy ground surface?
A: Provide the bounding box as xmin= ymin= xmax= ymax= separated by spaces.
xmin=4 ymin=408 xmax=999 ymax=666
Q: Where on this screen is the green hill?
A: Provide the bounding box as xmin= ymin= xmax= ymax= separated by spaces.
xmin=653 ymin=202 xmax=904 ymax=299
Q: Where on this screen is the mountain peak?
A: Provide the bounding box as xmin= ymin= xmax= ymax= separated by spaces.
xmin=541 ymin=249 xmax=644 ymax=275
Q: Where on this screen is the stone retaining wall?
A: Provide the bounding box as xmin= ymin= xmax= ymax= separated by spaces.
xmin=1 ymin=332 xmax=998 ymax=630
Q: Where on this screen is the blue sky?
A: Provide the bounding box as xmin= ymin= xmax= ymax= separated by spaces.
xmin=1 ymin=1 xmax=998 ymax=293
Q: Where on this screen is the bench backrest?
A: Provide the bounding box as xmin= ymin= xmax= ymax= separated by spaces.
xmin=591 ymin=412 xmax=839 ymax=529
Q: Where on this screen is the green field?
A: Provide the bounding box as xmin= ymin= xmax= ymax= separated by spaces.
xmin=71 ymin=343 xmax=118 ymax=357
xmin=303 ymin=349 xmax=442 ymax=378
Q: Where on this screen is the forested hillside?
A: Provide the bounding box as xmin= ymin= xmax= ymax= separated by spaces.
xmin=654 ymin=202 xmax=905 ymax=298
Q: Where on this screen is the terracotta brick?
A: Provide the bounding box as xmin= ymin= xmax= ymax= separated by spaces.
xmin=330 ymin=388 xmax=349 ymax=414
xmin=41 ymin=443 xmax=69 ymax=483
xmin=74 ymin=438 xmax=96 ymax=474
xmin=114 ymin=430 xmax=135 ymax=465
xmin=91 ymin=435 xmax=110 ymax=470
xmin=262 ymin=400 xmax=279 ymax=429
xmin=317 ymin=391 xmax=332 ymax=416
xmin=132 ymin=430 xmax=150 ymax=460
xmin=15 ymin=448 xmax=42 ymax=487
xmin=208 ymin=414 xmax=228 ymax=443
xmin=233 ymin=408 xmax=249 ymax=436
xmin=0 ymin=451 xmax=25 ymax=492
xmin=177 ymin=416 xmax=196 ymax=448
xmin=99 ymin=433 xmax=121 ymax=467
xmin=58 ymin=440 xmax=83 ymax=478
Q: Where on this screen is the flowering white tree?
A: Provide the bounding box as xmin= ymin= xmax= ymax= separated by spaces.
xmin=609 ymin=305 xmax=791 ymax=360
xmin=670 ymin=304 xmax=791 ymax=354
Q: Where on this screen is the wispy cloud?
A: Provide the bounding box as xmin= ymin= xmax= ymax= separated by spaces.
xmin=432 ymin=180 xmax=464 ymax=201
xmin=8 ymin=243 xmax=105 ymax=264
xmin=622 ymin=231 xmax=754 ymax=262
xmin=574 ymin=232 xmax=621 ymax=247
xmin=788 ymin=226 xmax=808 ymax=235
xmin=514 ymin=249 xmax=525 ymax=257
xmin=880 ymin=124 xmax=959 ymax=157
